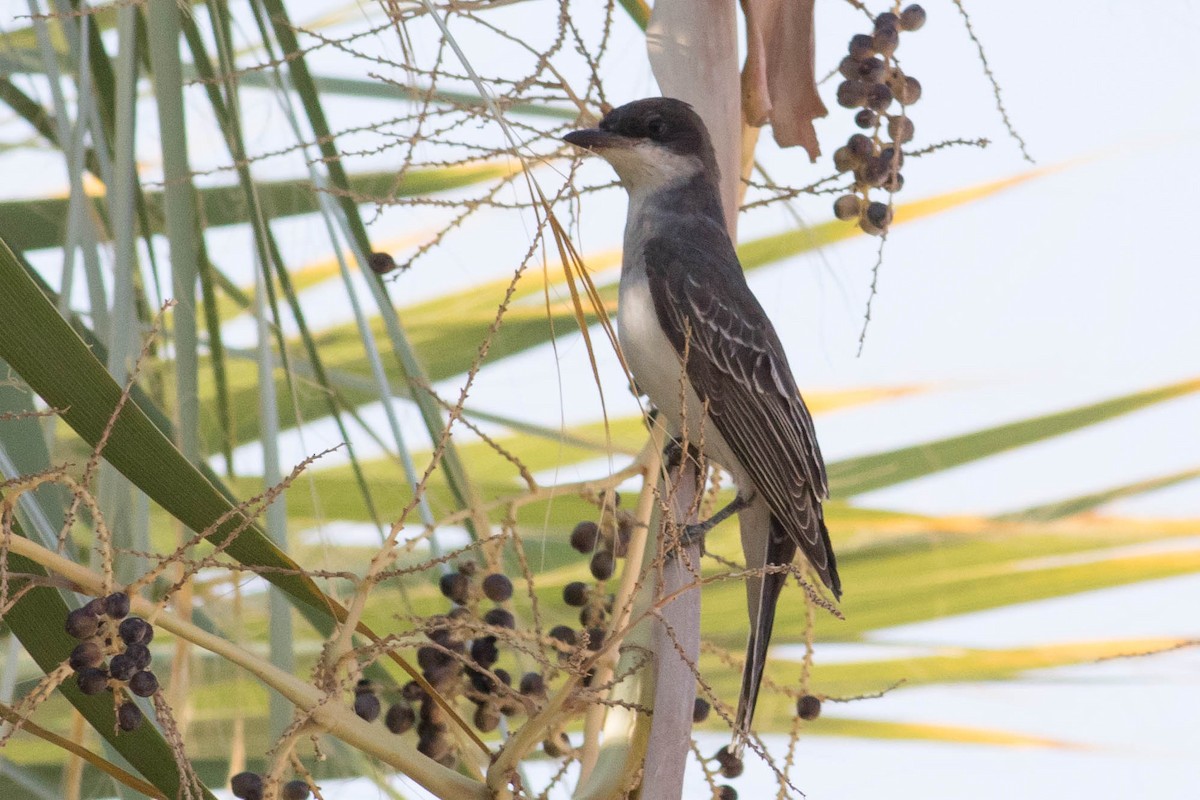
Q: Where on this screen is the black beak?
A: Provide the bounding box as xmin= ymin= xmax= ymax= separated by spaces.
xmin=562 ymin=128 xmax=627 ymax=151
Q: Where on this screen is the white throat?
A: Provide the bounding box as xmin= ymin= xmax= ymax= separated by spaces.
xmin=601 ymin=140 xmax=703 ymax=197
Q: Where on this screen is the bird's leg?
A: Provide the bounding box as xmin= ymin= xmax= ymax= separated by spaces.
xmin=682 ymin=492 xmax=754 ymax=546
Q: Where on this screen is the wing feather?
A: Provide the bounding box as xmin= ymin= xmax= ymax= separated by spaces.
xmin=643 ymin=233 xmax=839 ymax=594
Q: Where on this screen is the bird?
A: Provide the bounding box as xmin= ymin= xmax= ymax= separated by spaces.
xmin=563 ymin=97 xmax=841 ymax=746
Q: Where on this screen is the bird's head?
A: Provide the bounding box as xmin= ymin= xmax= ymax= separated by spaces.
xmin=563 ymin=97 xmax=719 ymax=193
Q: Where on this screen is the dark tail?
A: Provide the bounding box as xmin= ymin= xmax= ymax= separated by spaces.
xmin=733 ymin=544 xmax=788 ymax=746
xmin=734 ymin=511 xmax=840 ymax=749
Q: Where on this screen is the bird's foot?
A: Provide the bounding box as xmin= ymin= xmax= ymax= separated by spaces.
xmin=662 ymin=437 xmax=683 ymax=471
xmin=682 ymin=492 xmax=754 ymax=545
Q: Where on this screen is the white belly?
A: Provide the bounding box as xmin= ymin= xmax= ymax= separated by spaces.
xmin=617 ymin=273 xmax=749 ymax=490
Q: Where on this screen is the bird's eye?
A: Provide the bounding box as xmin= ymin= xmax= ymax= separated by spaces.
xmin=645 ymin=117 xmax=666 ymax=138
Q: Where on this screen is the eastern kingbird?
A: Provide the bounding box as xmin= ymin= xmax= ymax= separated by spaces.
xmin=564 ymin=98 xmax=841 ymax=744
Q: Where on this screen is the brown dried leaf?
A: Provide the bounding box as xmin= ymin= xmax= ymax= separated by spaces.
xmin=742 ymin=0 xmax=827 ymax=161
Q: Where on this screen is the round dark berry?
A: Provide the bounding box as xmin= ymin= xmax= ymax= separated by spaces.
xmin=481 ymin=573 xmax=513 ymax=602
xmin=76 ymin=667 xmax=108 ymax=695
xmin=718 ymin=786 xmax=738 ymax=800
xmin=418 ymin=732 xmax=452 ymax=761
xmin=833 ymin=195 xmax=862 ymax=221
xmin=354 ymin=691 xmax=382 ymax=722
xmin=102 ymin=592 xmax=131 ymax=620
xmin=118 ymin=617 xmax=153 ymax=646
xmin=468 ymin=667 xmax=492 ymax=694
xmin=385 ymin=701 xmax=416 ymax=734
xmin=69 ymin=641 xmax=103 ymax=671
xmin=866 ymin=201 xmax=893 ymax=229
xmin=865 ymin=83 xmax=894 ymax=113
xmin=492 ymin=668 xmax=512 ymax=688
xmin=117 ymin=700 xmax=143 ymax=731
xmin=83 ymin=598 xmax=107 ymax=617
xmin=859 ymin=215 xmax=884 ymax=236
xmin=569 ymin=521 xmax=601 ymax=553
xmin=109 ymin=653 xmax=138 ymax=682
xmin=874 ymin=12 xmax=899 ymax=32
xmin=519 ymin=672 xmax=546 ymax=697
xmin=230 ymin=771 xmax=264 ymax=800
xmin=836 ymin=80 xmax=869 ymax=109
xmin=797 ymin=694 xmax=822 ymax=720
xmin=857 ymin=57 xmax=886 ymax=83
xmin=65 ymin=607 xmax=99 ymax=640
xmin=854 ymin=109 xmax=878 ymax=129
xmin=368 ymin=252 xmax=397 ymax=275
xmin=880 ymin=145 xmax=905 ymax=168
xmin=563 ymin=581 xmax=589 ymax=607
xmin=859 ymin=156 xmax=891 ymax=187
xmin=888 ymin=115 xmax=915 ymax=144
xmin=848 ymin=33 xmax=874 ymax=60
xmin=474 ymin=702 xmax=501 ymax=732
xmin=873 ymin=26 xmax=899 ymax=57
xmin=847 ymin=133 xmax=873 ymax=158
xmin=900 ymin=4 xmax=927 ymax=31
xmin=589 ymin=550 xmax=615 ymax=581
xmin=439 ymin=572 xmax=470 ymax=605
xmin=401 ymin=680 xmax=428 ymax=703
xmin=580 ymin=601 xmax=607 ymax=627
xmin=281 ymin=780 xmax=311 ymax=800
xmin=883 ymin=171 xmax=905 ymax=193
xmin=483 ymin=608 xmax=515 ymax=629
xmin=898 ymin=76 xmax=922 ymax=105
xmin=424 ymin=662 xmax=460 ymax=692
xmin=832 ymin=146 xmax=858 ymax=173
xmin=417 ymin=645 xmax=452 ymax=672
xmin=548 ymin=625 xmax=577 ymax=647
xmin=128 ymin=670 xmax=159 ymax=698
xmin=470 ymin=636 xmax=500 ymax=668
xmin=584 ymin=626 xmax=606 ymax=651
xmin=885 ymin=67 xmax=909 ymax=96
xmin=125 ymin=643 xmax=152 ymax=670
xmin=838 ymin=55 xmax=860 ymax=79
xmin=715 ymin=745 xmax=744 ymax=778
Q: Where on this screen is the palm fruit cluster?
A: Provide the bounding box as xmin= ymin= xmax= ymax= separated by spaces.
xmin=832 ymin=4 xmax=926 ymax=235
xmin=64 ymin=593 xmax=156 ymax=732
xmin=347 ymin=494 xmax=639 ymax=767
xmin=565 ymin=492 xmax=633 ymax=654
xmin=230 ymin=772 xmax=310 ymax=800
xmin=569 ymin=491 xmax=633 ymax=580
xmin=344 ymin=558 xmax=558 ymax=765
